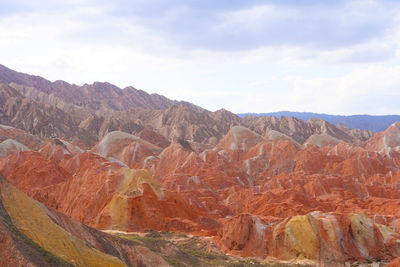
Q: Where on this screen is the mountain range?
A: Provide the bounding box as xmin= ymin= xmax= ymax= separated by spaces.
xmin=238 ymin=111 xmax=400 ymax=132
xmin=0 ymin=64 xmax=376 ymax=146
xmin=0 ymin=64 xmax=400 ymax=266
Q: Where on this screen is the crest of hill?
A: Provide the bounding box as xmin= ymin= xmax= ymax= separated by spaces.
xmin=241 ymin=115 xmax=370 ymax=144
xmin=0 ymin=64 xmax=203 ymax=112
xmin=0 ymin=65 xmax=375 ymax=145
xmin=239 ymin=111 xmax=400 ymax=132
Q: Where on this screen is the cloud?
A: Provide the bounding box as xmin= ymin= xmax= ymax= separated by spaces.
xmin=87 ymin=0 xmax=399 ymax=53
xmin=0 ymin=0 xmax=400 ymax=115
xmin=67 ymin=0 xmax=400 ymax=65
xmin=216 ymin=1 xmax=389 ymax=48
xmin=2 ymin=0 xmax=399 ymax=60
xmin=284 ymin=65 xmax=400 ymax=115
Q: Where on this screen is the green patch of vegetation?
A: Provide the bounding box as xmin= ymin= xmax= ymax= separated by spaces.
xmin=117 ymin=233 xmax=162 ymax=243
xmin=180 ymin=243 xmax=210 ymax=258
xmin=116 ymin=233 xmax=165 ymax=253
xmin=349 ymin=261 xmax=387 ymax=267
xmin=162 ymin=256 xmax=183 ymax=267
xmin=76 ymin=133 xmax=97 ymax=143
xmin=177 ymin=238 xmax=271 ymax=266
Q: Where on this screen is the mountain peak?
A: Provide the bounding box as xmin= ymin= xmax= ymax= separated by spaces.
xmin=0 ymin=64 xmax=203 ymax=112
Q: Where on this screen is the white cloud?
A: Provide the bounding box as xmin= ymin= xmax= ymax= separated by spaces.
xmin=285 ymin=65 xmax=400 ymax=114
xmin=0 ymin=0 xmax=400 ymax=115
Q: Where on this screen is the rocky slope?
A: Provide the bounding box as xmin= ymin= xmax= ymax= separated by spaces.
xmin=0 ymin=174 xmax=305 ymax=267
xmin=365 ymin=122 xmax=400 ymax=156
xmin=242 ymin=115 xmax=373 ymax=144
xmin=0 ymin=80 xmax=374 ymax=146
xmin=240 ymin=111 xmax=400 ymax=132
xmin=0 ymin=65 xmax=373 ymax=146
xmin=1 ymin=121 xmax=399 ymax=265
xmin=0 ymin=64 xmax=202 ymax=112
xmin=0 ymin=65 xmax=399 ymax=266
xmin=218 ymin=212 xmax=400 ymax=263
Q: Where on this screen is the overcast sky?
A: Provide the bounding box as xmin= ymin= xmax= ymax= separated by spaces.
xmin=1 ymin=0 xmax=400 ymax=114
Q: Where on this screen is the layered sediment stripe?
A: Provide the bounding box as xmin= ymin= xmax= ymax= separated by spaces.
xmin=0 ymin=178 xmax=127 ymax=267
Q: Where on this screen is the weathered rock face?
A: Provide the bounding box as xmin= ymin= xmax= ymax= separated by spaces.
xmin=0 ymin=139 xmax=29 ymax=158
xmin=2 ymin=174 xmax=245 ymax=267
xmin=2 ymin=64 xmax=400 ymax=265
xmin=387 ymin=257 xmax=400 ymax=266
xmin=137 ymin=128 xmax=171 ymax=149
xmin=365 ymin=122 xmax=400 ymax=155
xmin=0 ymin=149 xmax=219 ymax=235
xmin=217 ymin=125 xmax=264 ymax=152
xmin=218 ymin=212 xmax=400 ymax=263
xmin=0 ymin=65 xmax=375 ymax=146
xmin=90 ymin=131 xmax=162 ymax=168
xmin=1 ymin=122 xmax=400 ymax=265
xmin=0 ymin=123 xmax=26 ymax=140
xmin=0 ymin=64 xmax=202 ymax=112
xmin=0 ymin=151 xmax=71 ymax=192
xmin=304 ymin=133 xmax=341 ymax=148
xmin=39 ymin=138 xmax=83 ymax=163
xmin=337 ymin=122 xmax=374 ymax=143
xmin=241 ymin=115 xmax=372 ymax=144
xmin=0 ymin=176 xmax=127 ymax=267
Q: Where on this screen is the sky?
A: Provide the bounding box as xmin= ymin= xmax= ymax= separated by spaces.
xmin=1 ymin=0 xmax=400 ymax=115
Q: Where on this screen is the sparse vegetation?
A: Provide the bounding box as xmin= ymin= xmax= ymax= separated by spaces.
xmin=116 ymin=232 xmax=166 ymax=253
xmin=113 ymin=231 xmax=311 ymax=267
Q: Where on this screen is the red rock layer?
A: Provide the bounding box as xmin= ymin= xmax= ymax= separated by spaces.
xmin=218 ymin=212 xmax=400 ymax=263
xmin=1 ymin=123 xmax=400 ymax=264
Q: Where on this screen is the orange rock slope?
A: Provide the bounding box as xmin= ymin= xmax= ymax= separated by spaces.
xmin=0 ymin=174 xmax=216 ymax=267
xmin=218 ymin=211 xmax=400 ymax=263
xmin=1 ymin=122 xmax=400 ymax=264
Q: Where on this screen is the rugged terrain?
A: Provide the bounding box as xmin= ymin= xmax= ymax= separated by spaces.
xmin=0 ymin=65 xmax=400 ymax=266
xmin=239 ymin=111 xmax=400 ymax=132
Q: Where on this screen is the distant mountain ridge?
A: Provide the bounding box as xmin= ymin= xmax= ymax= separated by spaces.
xmin=238 ymin=111 xmax=400 ymax=132
xmin=0 ymin=64 xmax=203 ymax=112
xmin=0 ymin=64 xmax=375 ymax=144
